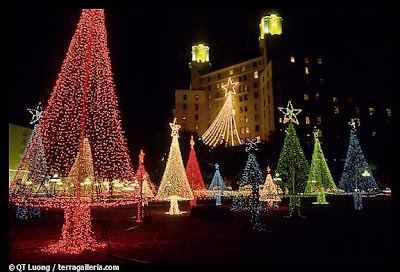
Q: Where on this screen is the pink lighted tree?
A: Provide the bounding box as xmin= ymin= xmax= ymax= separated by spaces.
xmin=9 ymin=9 xmax=139 ymax=254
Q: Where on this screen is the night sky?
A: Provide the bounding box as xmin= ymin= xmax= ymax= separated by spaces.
xmin=8 ymin=8 xmax=392 ymax=163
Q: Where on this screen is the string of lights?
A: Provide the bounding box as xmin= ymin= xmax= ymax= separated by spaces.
xmin=231 ymin=139 xmax=266 ymax=231
xmin=156 ymin=118 xmax=194 ymax=214
xmin=201 ymin=78 xmax=242 ymax=147
xmin=304 ymin=128 xmax=338 ymax=205
xmin=259 ymin=166 xmax=281 ymax=209
xmin=186 ymin=136 xmax=207 ymax=206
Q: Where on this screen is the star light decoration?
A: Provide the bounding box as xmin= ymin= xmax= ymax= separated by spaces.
xmin=278 ymin=100 xmax=302 ymax=125
xmin=245 ymin=138 xmax=259 ymax=152
xmin=27 ymin=102 xmax=43 ymax=125
xmin=348 ymin=118 xmax=358 ymax=132
xmin=222 ymin=77 xmax=238 ymax=97
xmin=170 ymin=118 xmax=181 ymax=137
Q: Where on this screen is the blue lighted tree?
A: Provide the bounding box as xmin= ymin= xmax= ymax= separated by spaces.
xmin=231 ymin=139 xmax=265 ymax=231
xmin=338 ymin=119 xmax=380 ymax=209
xmin=208 ymin=163 xmax=228 ymax=205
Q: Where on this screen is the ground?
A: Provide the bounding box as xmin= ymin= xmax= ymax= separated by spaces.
xmin=8 ymin=195 xmax=393 ymax=264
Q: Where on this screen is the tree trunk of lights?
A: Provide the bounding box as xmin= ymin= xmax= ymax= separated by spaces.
xmin=166 ymin=195 xmax=185 ymax=215
xmin=76 ymin=12 xmax=94 ymax=200
xmin=44 ymin=201 xmax=104 ymax=254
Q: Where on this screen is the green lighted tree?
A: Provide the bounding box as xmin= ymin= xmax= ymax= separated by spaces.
xmin=274 ymin=101 xmax=309 ymax=218
xmin=304 ymin=128 xmax=338 ymax=204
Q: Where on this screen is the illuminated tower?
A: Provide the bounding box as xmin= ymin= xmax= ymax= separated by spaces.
xmin=259 ymin=12 xmax=283 ymax=62
xmin=259 ymin=13 xmax=283 ymax=38
xmin=189 ymin=43 xmax=211 ymax=90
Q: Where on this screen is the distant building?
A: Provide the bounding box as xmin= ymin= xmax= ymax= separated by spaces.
xmin=174 ymin=14 xmax=281 ymax=143
xmin=9 ymin=123 xmax=32 ymax=185
xmin=173 ymin=11 xmax=391 ymax=153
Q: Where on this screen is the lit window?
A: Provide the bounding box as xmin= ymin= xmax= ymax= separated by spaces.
xmin=241 ymin=66 xmax=245 ymax=72
xmin=240 ymin=127 xmax=245 ymax=134
xmin=306 ymin=116 xmax=311 ymax=124
xmin=254 ymin=71 xmax=259 ymax=79
xmin=318 ymin=130 xmax=323 ymax=137
xmin=245 ymin=117 xmax=249 ymax=123
xmin=317 ymin=58 xmax=323 ymax=64
xmin=305 ymin=67 xmax=310 ymax=74
xmin=369 ymin=107 xmax=375 ymax=116
xmin=315 ymin=93 xmax=320 ymax=100
xmin=290 ymin=55 xmax=295 ymax=63
xmin=317 ymin=117 xmax=322 ymax=125
xmin=229 ymin=69 xmax=234 ymax=75
xmin=195 ymin=123 xmax=199 ymax=130
xmin=217 ymin=83 xmax=220 ymax=89
xmin=304 ymin=57 xmax=309 ymax=64
xmin=182 ymin=114 xmax=187 ymax=121
xmin=208 ymin=103 xmax=211 ymax=110
xmin=245 ymin=127 xmax=250 ymax=133
xmin=304 ymin=94 xmax=309 ymax=100
xmin=208 ymin=94 xmax=211 ymax=100
xmin=244 ymin=85 xmax=248 ymax=91
xmin=333 ymin=96 xmax=338 ymax=103
xmin=355 ymin=107 xmax=360 ymax=114
xmin=279 ymin=117 xmax=282 ymax=123
xmin=195 ymin=95 xmax=199 ymax=101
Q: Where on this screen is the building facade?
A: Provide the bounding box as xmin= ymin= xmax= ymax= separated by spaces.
xmin=9 ymin=123 xmax=32 ymax=185
xmin=174 ymin=14 xmax=279 ymax=144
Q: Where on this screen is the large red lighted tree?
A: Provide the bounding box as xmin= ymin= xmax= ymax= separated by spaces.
xmin=9 ymin=9 xmax=139 ymax=254
xmin=185 ymin=136 xmax=207 ymax=206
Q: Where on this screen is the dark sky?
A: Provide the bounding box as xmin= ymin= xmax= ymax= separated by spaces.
xmin=8 ymin=8 xmax=392 ymax=161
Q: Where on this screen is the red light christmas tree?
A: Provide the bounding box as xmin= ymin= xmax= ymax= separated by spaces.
xmin=185 ymin=136 xmax=207 ymax=206
xmin=135 ymin=150 xmax=157 ymax=200
xmin=133 ymin=150 xmax=157 ymax=222
xmin=9 ymin=9 xmax=140 ymax=254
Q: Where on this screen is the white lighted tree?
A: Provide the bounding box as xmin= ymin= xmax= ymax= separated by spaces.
xmin=201 ymin=77 xmax=242 ymax=147
xmin=156 ymin=118 xmax=194 ymax=214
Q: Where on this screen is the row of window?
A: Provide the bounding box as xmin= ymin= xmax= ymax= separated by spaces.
xmin=333 ymin=105 xmax=391 ymax=116
xmin=279 ymin=116 xmax=323 ymax=125
xmin=182 ymin=94 xmax=200 ymax=101
xmin=199 ymin=61 xmax=263 ymax=85
xmin=290 ymin=56 xmax=323 ymax=65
